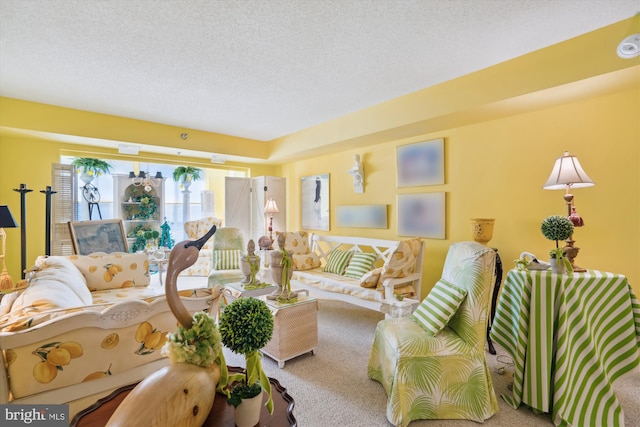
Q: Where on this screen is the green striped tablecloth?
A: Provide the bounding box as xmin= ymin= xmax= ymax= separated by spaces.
xmin=490 ymin=269 xmax=640 ymax=427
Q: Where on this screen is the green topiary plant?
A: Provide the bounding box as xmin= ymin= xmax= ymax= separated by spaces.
xmin=218 ymin=297 xmax=274 ymax=412
xmin=541 ymin=215 xmax=574 ymax=271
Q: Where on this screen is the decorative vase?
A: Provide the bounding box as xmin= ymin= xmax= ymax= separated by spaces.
xmin=233 ymin=391 xmax=263 ymax=427
xmin=267 ymin=250 xmax=296 ymax=300
xmin=550 ymin=258 xmax=566 ymax=274
xmin=471 ymin=218 xmax=495 ymax=245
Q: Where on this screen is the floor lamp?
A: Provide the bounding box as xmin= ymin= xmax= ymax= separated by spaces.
xmin=0 ymin=205 xmax=18 ymax=290
xmin=543 ymin=151 xmax=595 ymax=272
xmin=264 ymin=198 xmax=279 ymax=250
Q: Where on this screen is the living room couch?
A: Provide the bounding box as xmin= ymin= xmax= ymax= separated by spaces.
xmin=277 ymin=231 xmax=424 ymax=312
xmin=0 ymin=252 xmax=221 ymax=406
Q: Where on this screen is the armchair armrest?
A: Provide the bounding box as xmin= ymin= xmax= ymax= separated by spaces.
xmin=380 ymin=273 xmax=422 ymax=300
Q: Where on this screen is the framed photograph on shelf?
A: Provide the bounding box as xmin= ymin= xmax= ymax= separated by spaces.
xmin=397 ymin=192 xmax=445 ymax=239
xmin=396 ymin=138 xmax=444 ymax=187
xmin=336 ymin=205 xmax=387 ymax=229
xmin=68 ymin=219 xmax=129 ymax=255
xmin=301 ymin=174 xmax=330 ymax=231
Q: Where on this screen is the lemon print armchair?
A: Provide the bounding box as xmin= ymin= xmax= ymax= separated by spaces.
xmin=207 ymin=227 xmax=245 ymax=286
xmin=368 ymin=241 xmax=498 ymax=427
xmin=182 ymin=217 xmax=222 ymax=276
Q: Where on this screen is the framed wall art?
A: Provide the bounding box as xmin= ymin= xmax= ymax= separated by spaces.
xmin=397 ymin=192 xmax=445 ymax=239
xmin=68 ymin=219 xmax=129 ymax=255
xmin=301 ymin=174 xmax=330 ymax=231
xmin=336 ymin=205 xmax=387 ymax=229
xmin=396 ymin=138 xmax=444 ymax=187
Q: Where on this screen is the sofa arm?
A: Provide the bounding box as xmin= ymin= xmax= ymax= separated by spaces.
xmin=380 ymin=273 xmax=422 ymax=300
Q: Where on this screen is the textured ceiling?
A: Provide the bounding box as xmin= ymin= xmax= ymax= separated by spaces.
xmin=0 ymin=0 xmax=638 ymax=144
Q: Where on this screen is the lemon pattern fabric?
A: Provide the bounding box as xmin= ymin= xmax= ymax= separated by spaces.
xmin=69 ymin=252 xmax=150 ymax=290
xmin=323 ymin=249 xmax=353 ymax=275
xmin=344 ymin=252 xmax=377 ymax=279
xmin=411 ymin=279 xmax=467 ymax=336
xmin=368 ymin=242 xmax=498 ymax=427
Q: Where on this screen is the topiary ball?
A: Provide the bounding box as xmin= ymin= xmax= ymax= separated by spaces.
xmin=219 ymin=297 xmax=274 ymax=356
xmin=541 ymin=215 xmax=574 ymax=242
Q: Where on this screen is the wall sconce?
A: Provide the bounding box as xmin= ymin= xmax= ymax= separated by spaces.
xmin=347 ymin=154 xmax=364 ymax=193
xmin=129 ymin=169 xmax=164 ymax=193
xmin=543 ymin=151 xmax=595 ymax=272
xmin=264 ymin=198 xmax=279 ymax=249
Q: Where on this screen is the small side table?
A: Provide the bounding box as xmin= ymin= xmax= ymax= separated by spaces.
xmin=261 ymin=295 xmax=318 ymax=368
xmin=148 ymin=258 xmax=168 ymax=286
xmin=380 ymin=298 xmax=419 ymax=318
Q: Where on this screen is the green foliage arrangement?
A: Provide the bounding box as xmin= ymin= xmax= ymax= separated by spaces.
xmin=218 ymin=297 xmax=274 ymax=411
xmin=163 ymin=311 xmax=223 ymax=367
xmin=71 ymin=157 xmax=113 ymax=176
xmin=541 ymin=215 xmax=574 ymax=271
xmin=172 ymin=166 xmax=202 ymax=182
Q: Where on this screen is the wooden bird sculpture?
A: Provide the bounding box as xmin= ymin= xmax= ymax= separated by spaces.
xmin=107 ymin=225 xmax=226 ymax=427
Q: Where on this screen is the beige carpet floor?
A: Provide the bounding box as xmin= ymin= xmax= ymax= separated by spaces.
xmin=222 ymin=299 xmax=640 ymax=427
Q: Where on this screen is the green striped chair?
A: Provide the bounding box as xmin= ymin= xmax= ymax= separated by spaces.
xmin=207 ymin=227 xmax=245 ymax=286
xmin=368 ymin=241 xmax=498 ymax=427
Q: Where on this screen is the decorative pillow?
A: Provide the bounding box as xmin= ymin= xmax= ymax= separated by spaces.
xmin=276 ymin=231 xmax=311 ymax=255
xmin=214 ymin=249 xmax=241 ymax=270
xmin=360 ymin=267 xmax=383 ymax=288
xmin=411 ymin=279 xmax=467 ymax=336
xmin=292 ymin=253 xmax=321 ymax=271
xmin=344 ymin=252 xmax=378 ymax=279
xmin=323 ymin=249 xmax=353 ymax=275
xmin=378 ymin=238 xmax=422 ymax=289
xmin=69 ymin=252 xmax=150 ymax=291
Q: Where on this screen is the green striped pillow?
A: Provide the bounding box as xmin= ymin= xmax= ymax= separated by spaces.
xmin=214 ymin=249 xmax=241 ymax=270
xmin=344 ymin=252 xmax=377 ymax=279
xmin=411 ymin=279 xmax=467 ymax=336
xmin=323 ymin=249 xmax=353 ymax=275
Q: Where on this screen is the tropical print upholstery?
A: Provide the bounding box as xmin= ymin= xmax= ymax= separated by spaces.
xmin=182 ymin=217 xmax=222 ymax=276
xmin=368 ymin=241 xmax=498 ymax=427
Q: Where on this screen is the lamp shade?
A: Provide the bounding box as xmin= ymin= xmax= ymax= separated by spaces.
xmin=543 ymin=151 xmax=595 ymax=190
xmin=0 ymin=206 xmax=18 ymax=228
xmin=264 ymin=198 xmax=279 ymax=214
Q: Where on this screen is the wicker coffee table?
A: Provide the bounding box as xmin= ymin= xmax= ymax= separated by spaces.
xmin=261 ymin=295 xmax=318 ymax=368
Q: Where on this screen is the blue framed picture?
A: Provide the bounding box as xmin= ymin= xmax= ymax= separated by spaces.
xmin=396 ymin=138 xmax=444 ymax=187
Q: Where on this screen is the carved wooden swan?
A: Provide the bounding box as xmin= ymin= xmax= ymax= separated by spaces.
xmin=107 ymin=226 xmax=220 ymax=427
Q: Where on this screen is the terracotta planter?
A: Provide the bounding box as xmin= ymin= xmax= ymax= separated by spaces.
xmin=233 ymin=391 xmax=263 ymax=427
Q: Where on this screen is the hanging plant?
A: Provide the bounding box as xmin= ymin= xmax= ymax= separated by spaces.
xmin=71 ymin=157 xmax=113 ymax=177
xmin=172 ymin=166 xmax=202 ymax=184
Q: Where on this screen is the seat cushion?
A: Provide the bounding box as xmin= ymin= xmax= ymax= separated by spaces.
xmin=411 ymin=279 xmax=467 ymax=336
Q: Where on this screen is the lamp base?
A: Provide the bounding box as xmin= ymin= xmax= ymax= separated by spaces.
xmin=564 ymin=239 xmax=586 ymax=272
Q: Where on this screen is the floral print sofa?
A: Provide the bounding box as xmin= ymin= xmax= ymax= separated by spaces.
xmin=0 ymin=252 xmax=221 ymax=407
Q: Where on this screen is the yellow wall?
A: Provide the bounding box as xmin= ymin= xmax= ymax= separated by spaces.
xmin=281 ymin=88 xmax=639 ymax=295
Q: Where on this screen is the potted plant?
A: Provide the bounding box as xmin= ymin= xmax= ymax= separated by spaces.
xmin=541 ymin=215 xmax=574 ymax=274
xmin=218 ymin=297 xmax=274 ymax=426
xmin=71 ymin=157 xmax=113 ymax=183
xmin=172 ymin=166 xmax=202 ymax=188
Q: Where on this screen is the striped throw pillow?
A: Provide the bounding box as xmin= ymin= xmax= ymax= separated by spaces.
xmin=411 ymin=279 xmax=467 ymax=336
xmin=214 ymin=249 xmax=241 ymax=270
xmin=323 ymin=249 xmax=353 ymax=275
xmin=344 ymin=252 xmax=377 ymax=279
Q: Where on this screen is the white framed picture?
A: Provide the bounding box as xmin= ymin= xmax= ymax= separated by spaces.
xmin=396 ymin=138 xmax=444 ymax=187
xmin=301 ymin=174 xmax=330 ymax=231
xmin=397 ymin=192 xmax=445 ymax=239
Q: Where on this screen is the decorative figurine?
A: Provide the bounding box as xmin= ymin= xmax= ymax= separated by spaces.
xmin=267 ymin=234 xmax=297 ymax=301
xmin=240 ymin=240 xmax=261 ymax=285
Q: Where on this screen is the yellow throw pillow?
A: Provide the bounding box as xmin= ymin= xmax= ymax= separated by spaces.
xmin=276 ymin=231 xmax=311 ymax=255
xmin=378 ymin=238 xmax=422 ymax=290
xmin=360 ymin=267 xmax=382 ymax=288
xmin=292 ymin=253 xmax=321 ymax=271
xmin=69 ymin=252 xmax=150 ymax=291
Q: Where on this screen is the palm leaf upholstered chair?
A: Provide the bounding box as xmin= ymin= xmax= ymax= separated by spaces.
xmin=206 ymin=227 xmax=245 ymax=286
xmin=182 ymin=217 xmax=222 ymax=276
xmin=368 ymin=241 xmax=498 ymax=427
